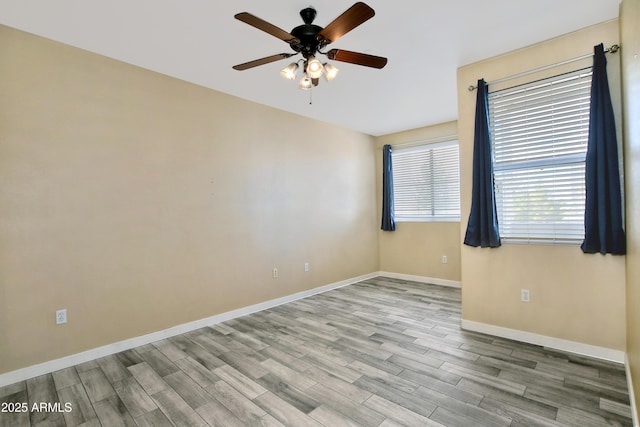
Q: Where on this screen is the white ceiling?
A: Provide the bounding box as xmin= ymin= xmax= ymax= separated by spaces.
xmin=0 ymin=1 xmax=621 ymax=136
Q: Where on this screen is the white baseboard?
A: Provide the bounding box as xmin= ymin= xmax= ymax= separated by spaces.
xmin=626 ymin=354 xmax=640 ymax=427
xmin=0 ymin=272 xmax=378 ymax=388
xmin=377 ymin=271 xmax=461 ymax=288
xmin=461 ymin=319 xmax=625 ymax=364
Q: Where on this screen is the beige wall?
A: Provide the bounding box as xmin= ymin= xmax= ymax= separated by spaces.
xmin=375 ymin=122 xmax=461 ymax=282
xmin=457 ymin=20 xmax=627 ymax=351
xmin=0 ymin=26 xmax=378 ymax=374
xmin=621 ymin=0 xmax=640 ymax=417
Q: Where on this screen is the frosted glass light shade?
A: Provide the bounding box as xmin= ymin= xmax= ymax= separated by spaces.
xmin=306 ymin=57 xmax=324 ymax=79
xmin=323 ymin=63 xmax=339 ymax=81
xmin=280 ymin=63 xmax=298 ymax=80
xmin=299 ymin=74 xmax=313 ymax=90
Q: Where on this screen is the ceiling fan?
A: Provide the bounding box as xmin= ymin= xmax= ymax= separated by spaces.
xmin=232 ymin=2 xmax=387 ymax=90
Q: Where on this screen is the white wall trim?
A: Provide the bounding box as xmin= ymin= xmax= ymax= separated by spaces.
xmin=626 ymin=354 xmax=640 ymax=427
xmin=0 ymin=272 xmax=378 ymax=388
xmin=461 ymin=319 xmax=625 ymax=364
xmin=377 ymin=271 xmax=461 ymax=288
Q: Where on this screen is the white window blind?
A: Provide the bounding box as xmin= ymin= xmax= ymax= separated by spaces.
xmin=392 ymin=140 xmax=460 ymax=222
xmin=489 ymin=68 xmax=592 ymax=244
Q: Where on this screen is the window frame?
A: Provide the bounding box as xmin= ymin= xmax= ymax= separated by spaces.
xmin=391 ymin=139 xmax=461 ymax=223
xmin=488 ymin=68 xmax=593 ymax=245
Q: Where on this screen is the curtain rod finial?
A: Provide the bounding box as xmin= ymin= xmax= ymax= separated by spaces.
xmin=468 ymin=85 xmax=477 ymax=92
xmin=608 ymin=44 xmax=620 ymax=54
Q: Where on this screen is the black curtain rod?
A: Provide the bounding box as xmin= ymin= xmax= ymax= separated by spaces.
xmin=468 ymin=44 xmax=620 ymax=91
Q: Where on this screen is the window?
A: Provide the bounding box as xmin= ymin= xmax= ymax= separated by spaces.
xmin=488 ymin=68 xmax=592 ymax=244
xmin=392 ymin=140 xmax=460 ymax=222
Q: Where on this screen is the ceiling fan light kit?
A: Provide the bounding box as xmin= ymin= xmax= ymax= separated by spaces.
xmin=233 ymin=2 xmax=387 ymax=92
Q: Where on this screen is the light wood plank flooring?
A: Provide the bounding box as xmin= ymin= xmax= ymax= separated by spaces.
xmin=0 ymin=277 xmax=633 ymax=426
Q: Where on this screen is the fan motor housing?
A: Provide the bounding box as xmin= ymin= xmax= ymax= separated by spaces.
xmin=290 ymin=24 xmax=323 ymax=57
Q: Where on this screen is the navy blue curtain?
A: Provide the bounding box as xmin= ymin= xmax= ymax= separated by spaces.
xmin=581 ymin=44 xmax=626 ymax=255
xmin=381 ymin=144 xmax=395 ymax=231
xmin=464 ymin=79 xmax=501 ymax=248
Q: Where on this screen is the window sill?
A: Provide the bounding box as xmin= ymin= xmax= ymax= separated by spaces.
xmin=500 ymin=238 xmax=582 ymax=247
xmin=396 ymin=218 xmax=461 ymax=223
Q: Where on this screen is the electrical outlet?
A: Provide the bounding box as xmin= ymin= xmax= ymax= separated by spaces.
xmin=521 ymin=289 xmax=531 ymax=303
xmin=56 ymin=309 xmax=67 ymax=324
xmin=272 ymin=267 xmax=278 ymax=278
xmin=304 ymin=262 xmax=309 ymax=272
xmin=442 ymin=255 xmax=448 ymax=264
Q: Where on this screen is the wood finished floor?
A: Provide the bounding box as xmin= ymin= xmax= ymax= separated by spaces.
xmin=0 ymin=277 xmax=633 ymax=427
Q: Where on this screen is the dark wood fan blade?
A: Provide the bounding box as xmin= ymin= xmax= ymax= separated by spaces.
xmin=317 ymin=2 xmax=375 ymax=45
xmin=235 ymin=12 xmax=300 ymax=45
xmin=233 ymin=54 xmax=294 ymax=71
xmin=327 ymin=49 xmax=387 ymax=69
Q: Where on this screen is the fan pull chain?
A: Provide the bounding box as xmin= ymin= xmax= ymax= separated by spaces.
xmin=309 ymin=87 xmax=313 ymax=105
